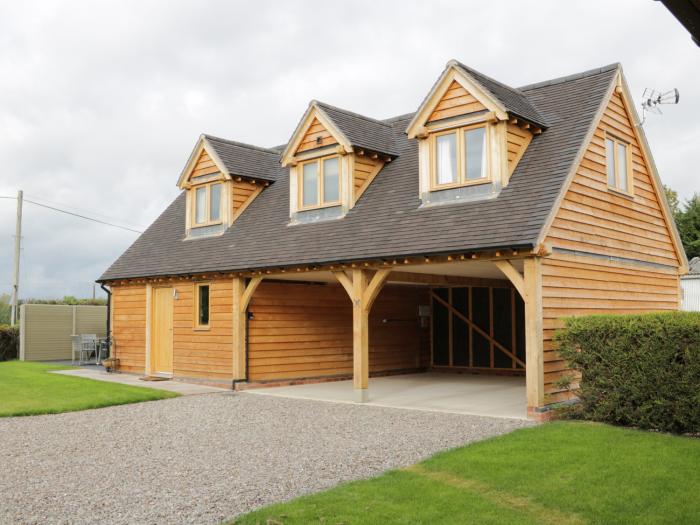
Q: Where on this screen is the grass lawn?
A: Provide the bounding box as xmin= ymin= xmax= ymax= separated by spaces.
xmin=233 ymin=421 xmax=700 ymax=525
xmin=0 ymin=361 xmax=179 ymax=417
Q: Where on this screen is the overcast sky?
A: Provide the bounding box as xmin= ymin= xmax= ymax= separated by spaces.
xmin=0 ymin=0 xmax=697 ymax=300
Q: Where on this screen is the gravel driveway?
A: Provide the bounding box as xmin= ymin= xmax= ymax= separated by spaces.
xmin=0 ymin=392 xmax=533 ymax=524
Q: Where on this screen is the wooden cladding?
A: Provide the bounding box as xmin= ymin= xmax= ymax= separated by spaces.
xmin=190 ymin=150 xmax=220 ymax=179
xmin=506 ymin=123 xmax=532 ymax=177
xmin=428 ymin=81 xmax=487 ymax=123
xmin=296 ymin=117 xmax=338 ymax=154
xmin=111 ymin=284 xmax=147 ymax=374
xmin=545 ymin=90 xmax=680 ymax=267
xmin=248 ymin=282 xmax=429 ymax=381
xmin=110 ymin=279 xmax=429 ymax=383
xmin=431 ymin=286 xmax=525 ymax=372
xmin=541 ymin=252 xmax=680 ymax=403
xmin=353 ymin=155 xmax=384 ymax=202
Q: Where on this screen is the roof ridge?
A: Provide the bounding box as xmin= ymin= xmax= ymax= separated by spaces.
xmin=382 ymin=112 xmax=415 ymax=124
xmin=451 ymin=60 xmax=528 ymax=97
xmin=203 ymin=134 xmax=280 ymax=155
xmin=518 ymin=63 xmax=620 ymax=91
xmin=313 ymin=100 xmax=394 ymax=128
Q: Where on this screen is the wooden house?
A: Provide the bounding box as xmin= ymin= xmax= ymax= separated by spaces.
xmin=99 ymin=61 xmax=687 ymax=418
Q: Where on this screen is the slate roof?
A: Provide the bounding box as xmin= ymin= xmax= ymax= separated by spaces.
xmin=203 ymin=135 xmax=281 ymax=182
xmin=315 ymin=101 xmax=399 ymax=157
xmin=453 ymin=61 xmax=549 ymax=128
xmin=100 ymin=63 xmax=619 ymax=281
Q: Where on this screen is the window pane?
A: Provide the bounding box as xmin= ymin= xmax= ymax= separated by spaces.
xmin=198 ymin=285 xmax=209 ymax=326
xmin=617 ymin=143 xmax=628 ymax=191
xmin=322 ymin=157 xmax=340 ymax=203
xmin=195 ymin=187 xmax=206 ymax=224
xmin=209 ymin=183 xmax=221 ymax=221
xmin=605 ymin=138 xmax=616 ymax=187
xmin=302 ymin=162 xmax=318 ymax=207
xmin=465 ymin=127 xmax=487 ymax=180
xmin=436 ymin=133 xmax=457 ymax=185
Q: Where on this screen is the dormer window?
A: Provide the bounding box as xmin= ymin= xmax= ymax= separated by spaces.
xmin=433 ymin=125 xmax=488 ymax=189
xmin=300 ymin=156 xmax=341 ymax=209
xmin=193 ymin=182 xmax=223 ymax=226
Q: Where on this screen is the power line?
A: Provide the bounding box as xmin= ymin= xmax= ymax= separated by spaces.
xmin=24 ymin=193 xmax=145 ymax=230
xmin=23 ymin=199 xmax=143 ymax=233
xmin=2 ymin=194 xmax=144 ymax=233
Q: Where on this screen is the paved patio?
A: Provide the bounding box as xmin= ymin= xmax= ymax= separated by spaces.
xmin=0 ymin=393 xmax=533 ymax=525
xmin=52 ymin=367 xmax=226 ymax=395
xmin=248 ymin=373 xmax=528 ymax=419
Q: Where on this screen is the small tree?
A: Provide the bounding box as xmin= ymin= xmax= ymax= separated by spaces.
xmin=0 ymin=294 xmax=10 ymax=325
xmin=677 ymin=194 xmax=700 ymax=259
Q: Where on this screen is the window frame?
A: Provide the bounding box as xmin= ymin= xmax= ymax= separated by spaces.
xmin=604 ymin=131 xmax=634 ymax=196
xmin=298 ymin=155 xmax=342 ymax=211
xmin=191 ymin=181 xmax=224 ymax=228
xmin=194 ymin=282 xmax=211 ymax=330
xmin=430 ymin=123 xmax=490 ymax=191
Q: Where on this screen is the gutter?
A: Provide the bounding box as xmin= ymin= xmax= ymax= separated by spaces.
xmin=100 ymin=283 xmax=112 ymax=344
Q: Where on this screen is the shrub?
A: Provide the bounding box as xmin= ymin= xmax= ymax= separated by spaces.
xmin=555 ymin=311 xmax=700 ymax=434
xmin=0 ymin=324 xmax=19 ymax=361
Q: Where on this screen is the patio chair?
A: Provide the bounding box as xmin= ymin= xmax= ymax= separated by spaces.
xmin=70 ymin=335 xmax=82 ymax=365
xmin=79 ymin=334 xmax=98 ymax=365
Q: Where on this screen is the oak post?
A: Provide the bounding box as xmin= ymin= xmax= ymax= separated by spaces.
xmin=523 ymin=257 xmax=544 ymax=408
xmin=232 ymin=276 xmax=264 ymax=384
xmin=352 ymin=269 xmax=369 ymax=402
xmin=232 ymin=277 xmax=247 ymax=382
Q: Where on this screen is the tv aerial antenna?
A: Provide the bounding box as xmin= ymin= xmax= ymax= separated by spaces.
xmin=640 ymin=87 xmax=679 ymax=126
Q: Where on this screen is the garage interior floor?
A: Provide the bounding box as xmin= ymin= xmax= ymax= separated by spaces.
xmin=246 ymin=372 xmax=528 ymax=419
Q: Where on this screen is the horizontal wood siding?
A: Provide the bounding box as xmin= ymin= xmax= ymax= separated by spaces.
xmin=231 ymin=180 xmax=258 ymax=216
xmin=353 ymin=155 xmax=384 ymax=201
xmin=428 ymin=80 xmax=486 ymax=122
xmin=247 ymin=282 xmax=429 ymax=381
xmin=191 ymin=150 xmax=219 ymax=178
xmin=506 ymin=123 xmax=532 ymax=175
xmin=296 ymin=117 xmax=338 ymax=153
xmin=172 ymin=280 xmax=233 ymax=380
xmin=112 ymin=284 xmax=147 ymax=373
xmin=541 ymin=252 xmax=680 ymax=403
xmin=545 ymin=90 xmax=680 ymax=267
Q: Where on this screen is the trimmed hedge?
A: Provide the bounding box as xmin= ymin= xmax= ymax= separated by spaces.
xmin=0 ymin=324 xmax=19 ymax=361
xmin=556 ymin=312 xmax=700 ymax=434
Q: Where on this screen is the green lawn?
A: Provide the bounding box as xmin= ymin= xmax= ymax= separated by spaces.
xmin=232 ymin=422 xmax=700 ymax=525
xmin=0 ymin=361 xmax=179 ymax=417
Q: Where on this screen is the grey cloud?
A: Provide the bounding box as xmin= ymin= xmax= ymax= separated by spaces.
xmin=0 ymin=0 xmax=697 ymax=299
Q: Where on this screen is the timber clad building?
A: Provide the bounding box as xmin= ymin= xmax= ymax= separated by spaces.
xmin=99 ymin=61 xmax=687 ymax=418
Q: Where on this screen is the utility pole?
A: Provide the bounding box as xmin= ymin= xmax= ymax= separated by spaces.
xmin=10 ymin=190 xmax=23 ymax=326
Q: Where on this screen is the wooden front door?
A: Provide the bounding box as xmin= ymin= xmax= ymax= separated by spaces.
xmin=152 ymin=287 xmax=174 ymax=375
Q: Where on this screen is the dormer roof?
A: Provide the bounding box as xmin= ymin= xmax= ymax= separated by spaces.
xmin=280 ymin=100 xmax=399 ymax=166
xmin=406 ymin=60 xmax=548 ymax=138
xmin=177 ymin=134 xmax=280 ymax=189
xmin=451 ymin=61 xmax=548 ymax=128
xmin=314 ymin=101 xmax=399 ymax=157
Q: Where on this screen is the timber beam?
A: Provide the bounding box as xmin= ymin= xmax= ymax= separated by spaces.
xmin=232 ymin=276 xmax=264 ymax=382
xmin=491 ymin=257 xmax=544 ymax=409
xmin=332 ymin=268 xmax=391 ymax=402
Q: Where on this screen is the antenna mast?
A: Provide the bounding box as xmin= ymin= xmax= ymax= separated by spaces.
xmin=640 ymin=87 xmax=680 ymax=126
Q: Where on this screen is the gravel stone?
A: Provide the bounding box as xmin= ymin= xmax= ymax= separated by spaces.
xmin=0 ymin=393 xmax=534 ymax=524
